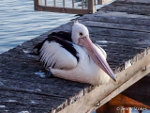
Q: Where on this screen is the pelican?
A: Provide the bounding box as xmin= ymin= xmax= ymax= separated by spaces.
xmin=35 ymin=21 xmax=116 ymax=85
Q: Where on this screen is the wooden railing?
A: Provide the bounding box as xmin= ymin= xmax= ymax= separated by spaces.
xmin=34 ymin=0 xmax=102 ymax=14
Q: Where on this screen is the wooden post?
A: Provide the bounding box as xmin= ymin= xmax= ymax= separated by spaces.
xmin=82 ymin=0 xmax=84 ymax=9
xmin=97 ymin=0 xmax=102 ymax=4
xmin=72 ymin=0 xmax=74 ymax=8
xmin=34 ymin=0 xmax=42 ymax=10
xmin=45 ymin=0 xmax=47 ymax=6
xmin=38 ymin=0 xmax=42 ymax=6
xmin=34 ymin=0 xmax=38 ymax=10
xmin=54 ymin=0 xmax=56 ymax=7
xmin=63 ymin=0 xmax=65 ymax=7
xmin=88 ymin=0 xmax=96 ymax=13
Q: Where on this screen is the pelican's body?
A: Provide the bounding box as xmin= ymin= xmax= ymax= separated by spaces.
xmin=35 ymin=21 xmax=115 ymax=85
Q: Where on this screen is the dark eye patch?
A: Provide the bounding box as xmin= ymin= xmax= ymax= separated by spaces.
xmin=79 ymin=32 xmax=83 ymax=36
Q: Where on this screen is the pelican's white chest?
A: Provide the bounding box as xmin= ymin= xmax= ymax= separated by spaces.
xmin=74 ymin=45 xmax=110 ymax=85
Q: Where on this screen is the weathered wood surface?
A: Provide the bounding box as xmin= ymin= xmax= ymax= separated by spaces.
xmin=102 ymin=0 xmax=150 ymax=15
xmin=0 ymin=0 xmax=150 ymax=112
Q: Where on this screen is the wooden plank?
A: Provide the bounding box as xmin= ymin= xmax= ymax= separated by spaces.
xmin=118 ymin=0 xmax=150 ymax=4
xmin=117 ymin=0 xmax=150 ymax=5
xmin=0 ymin=89 xmax=63 ymax=113
xmin=102 ymin=1 xmax=150 ymax=15
xmin=87 ymin=26 xmax=150 ymax=39
xmin=80 ymin=11 xmax=150 ymax=26
xmin=80 ymin=20 xmax=150 ymax=33
xmin=107 ymin=94 xmax=150 ymax=108
xmin=0 ymin=76 xmax=84 ymax=98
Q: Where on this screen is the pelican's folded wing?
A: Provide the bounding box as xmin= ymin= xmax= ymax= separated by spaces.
xmin=34 ymin=31 xmax=79 ymax=70
xmin=40 ymin=40 xmax=79 ymax=70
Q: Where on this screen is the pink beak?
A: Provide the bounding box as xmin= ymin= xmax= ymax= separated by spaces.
xmin=79 ymin=36 xmax=116 ymax=81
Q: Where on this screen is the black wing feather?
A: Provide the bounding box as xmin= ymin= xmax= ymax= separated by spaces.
xmin=34 ymin=31 xmax=72 ymax=55
xmin=34 ymin=31 xmax=79 ymax=62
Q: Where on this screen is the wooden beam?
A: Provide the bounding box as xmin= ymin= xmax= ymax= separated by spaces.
xmin=96 ymin=94 xmax=150 ymax=113
xmin=35 ymin=5 xmax=90 ymax=14
xmin=57 ymin=49 xmax=150 ymax=113
xmin=109 ymin=94 xmax=150 ymax=109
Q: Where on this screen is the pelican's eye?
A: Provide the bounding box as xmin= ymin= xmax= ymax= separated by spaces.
xmin=79 ymin=32 xmax=83 ymax=36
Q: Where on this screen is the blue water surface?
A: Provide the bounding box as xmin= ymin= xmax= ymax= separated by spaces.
xmin=0 ymin=0 xmax=75 ymax=53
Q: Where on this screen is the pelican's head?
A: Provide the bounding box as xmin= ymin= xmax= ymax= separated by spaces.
xmin=72 ymin=21 xmax=89 ymax=44
xmin=72 ymin=21 xmax=116 ymax=82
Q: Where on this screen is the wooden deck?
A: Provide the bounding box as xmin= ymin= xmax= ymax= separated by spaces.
xmin=0 ymin=0 xmax=150 ymax=113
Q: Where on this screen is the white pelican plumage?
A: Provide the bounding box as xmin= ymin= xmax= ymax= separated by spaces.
xmin=35 ymin=21 xmax=116 ymax=85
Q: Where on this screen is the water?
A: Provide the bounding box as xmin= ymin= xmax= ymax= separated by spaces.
xmin=0 ymin=0 xmax=76 ymax=53
xmin=0 ymin=0 xmax=117 ymax=54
